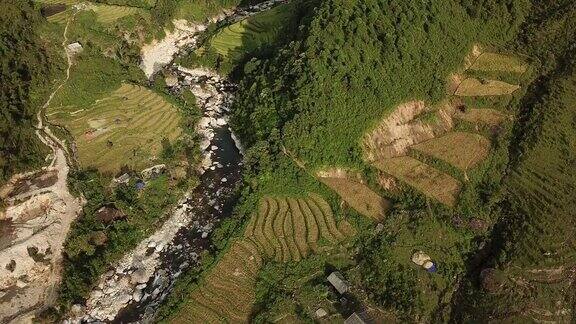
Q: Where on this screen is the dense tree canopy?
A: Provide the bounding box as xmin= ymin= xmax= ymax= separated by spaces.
xmin=0 ymin=0 xmax=60 ymax=182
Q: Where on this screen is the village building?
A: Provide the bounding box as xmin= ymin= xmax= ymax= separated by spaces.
xmin=327 ymin=271 xmax=350 ymax=294
xmin=344 ymin=312 xmax=369 ymax=324
xmin=66 ymin=42 xmax=83 ymax=55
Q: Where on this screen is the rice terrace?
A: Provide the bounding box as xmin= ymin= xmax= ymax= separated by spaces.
xmin=48 ymin=83 xmax=181 ymax=173
xmin=170 ymin=194 xmax=353 ymax=323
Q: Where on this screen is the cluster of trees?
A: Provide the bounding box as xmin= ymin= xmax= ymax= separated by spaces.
xmin=0 ymin=0 xmax=62 ymax=183
xmin=59 ymin=170 xmax=179 ymax=305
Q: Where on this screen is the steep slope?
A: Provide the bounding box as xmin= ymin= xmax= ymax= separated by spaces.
xmin=452 ymin=1 xmax=576 ymax=321
xmin=0 ymin=0 xmax=62 ymax=183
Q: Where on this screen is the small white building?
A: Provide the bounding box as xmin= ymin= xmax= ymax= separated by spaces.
xmin=67 ymin=42 xmax=83 ymax=55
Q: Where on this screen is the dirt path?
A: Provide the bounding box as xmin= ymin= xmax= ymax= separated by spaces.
xmin=0 ymin=13 xmax=83 ymax=323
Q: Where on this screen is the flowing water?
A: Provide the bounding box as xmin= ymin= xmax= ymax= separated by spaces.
xmin=72 ymin=1 xmax=288 ymax=322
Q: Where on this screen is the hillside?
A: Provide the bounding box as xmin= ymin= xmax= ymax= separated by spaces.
xmin=453 ymin=1 xmax=576 ymax=321
xmin=2 ymin=0 xmax=576 ymax=322
xmin=0 ymin=0 xmax=63 ymax=183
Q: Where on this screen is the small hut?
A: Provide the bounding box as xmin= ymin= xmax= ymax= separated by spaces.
xmin=327 ymin=271 xmax=350 ymax=294
xmin=344 ymin=312 xmax=369 ymax=324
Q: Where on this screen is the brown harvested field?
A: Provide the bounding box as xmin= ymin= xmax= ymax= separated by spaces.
xmin=373 ymin=156 xmax=461 ymax=207
xmin=317 ymin=176 xmax=389 ymax=221
xmin=288 ymin=198 xmax=310 ymax=258
xmin=170 ymin=239 xmax=262 ymax=324
xmin=454 ymin=108 xmax=508 ymax=125
xmin=273 ymin=199 xmax=292 ymax=262
xmin=470 ymin=52 xmax=528 ymax=73
xmin=455 ymin=78 xmax=520 ymax=96
xmin=412 ymin=131 xmax=491 ymax=171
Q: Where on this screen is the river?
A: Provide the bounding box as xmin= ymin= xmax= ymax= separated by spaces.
xmin=70 ymin=1 xmax=285 ymax=322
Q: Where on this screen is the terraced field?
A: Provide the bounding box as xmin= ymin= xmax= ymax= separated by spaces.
xmin=455 ymin=78 xmax=520 ymax=96
xmin=363 ymin=49 xmax=526 ymax=207
xmin=244 ymin=195 xmax=347 ymax=262
xmin=454 ymin=108 xmax=508 ymax=125
xmin=88 ymin=4 xmax=148 ymax=24
xmin=171 ymin=194 xmax=350 ymax=323
xmin=37 ymin=0 xmax=79 ymax=4
xmin=170 ymin=239 xmax=263 ymax=324
xmin=317 ymin=176 xmax=389 ymax=221
xmin=470 ymin=52 xmax=528 ymax=73
xmin=48 ymin=83 xmax=181 ymax=173
xmin=412 ymin=132 xmax=491 ymax=171
xmin=209 ymin=2 xmax=297 ymax=63
xmin=47 ymin=9 xmax=73 ymax=24
xmin=374 ymin=156 xmax=461 ymax=207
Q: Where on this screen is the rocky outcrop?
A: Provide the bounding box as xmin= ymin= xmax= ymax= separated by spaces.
xmin=362 ymin=100 xmax=455 ymax=162
xmin=140 ymin=20 xmax=207 ymax=79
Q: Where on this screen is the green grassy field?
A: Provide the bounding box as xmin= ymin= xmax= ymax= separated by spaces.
xmin=37 ymin=0 xmax=79 ymax=5
xmin=49 ymin=83 xmax=181 ymax=173
xmin=175 ymin=0 xmax=240 ymax=22
xmin=180 ymin=2 xmax=302 ymax=74
xmin=211 ymin=3 xmax=296 ymax=60
xmin=88 ymin=3 xmax=149 ymax=24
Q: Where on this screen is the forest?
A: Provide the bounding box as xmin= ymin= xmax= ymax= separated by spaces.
xmin=0 ymin=0 xmax=62 ymax=184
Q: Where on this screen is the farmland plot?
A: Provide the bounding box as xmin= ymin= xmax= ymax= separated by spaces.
xmin=244 ymin=195 xmax=348 ymax=262
xmin=374 ymin=156 xmax=461 ymax=207
xmin=470 ymin=52 xmax=528 ymax=74
xmin=455 ymin=78 xmax=520 ymax=96
xmin=88 ymin=4 xmax=148 ymax=24
xmin=454 ymin=108 xmax=508 ymax=125
xmin=316 ymin=175 xmax=389 ymax=221
xmin=412 ymin=131 xmax=491 ymax=171
xmin=170 ymin=239 xmax=263 ymax=324
xmin=49 ymin=83 xmax=181 ymax=173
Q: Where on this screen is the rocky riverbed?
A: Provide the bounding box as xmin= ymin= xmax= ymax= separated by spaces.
xmin=70 ymin=65 xmax=243 ymax=323
xmin=67 ymin=1 xmax=290 ymax=321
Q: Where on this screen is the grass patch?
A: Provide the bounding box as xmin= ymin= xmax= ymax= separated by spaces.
xmin=88 ymin=3 xmax=149 ymax=24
